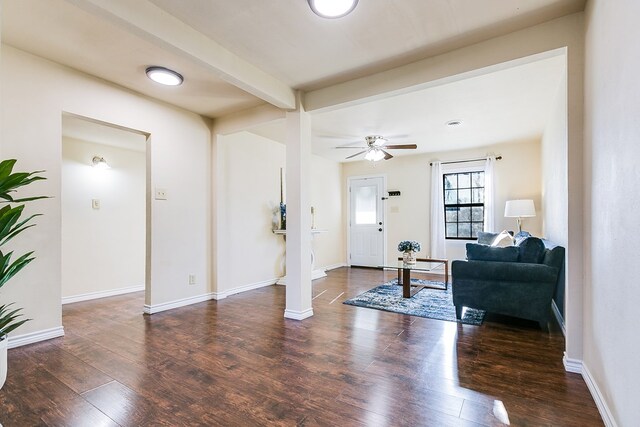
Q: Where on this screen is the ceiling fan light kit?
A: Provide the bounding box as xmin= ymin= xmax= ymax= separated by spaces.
xmin=364 ymin=148 xmax=385 ymax=162
xmin=337 ymin=134 xmax=418 ymax=161
xmin=307 ymin=0 xmax=359 ymax=18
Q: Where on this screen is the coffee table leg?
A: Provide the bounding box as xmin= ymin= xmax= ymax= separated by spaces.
xmin=403 ymin=268 xmax=411 ymax=298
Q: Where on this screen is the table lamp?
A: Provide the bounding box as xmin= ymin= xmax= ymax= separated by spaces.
xmin=504 ymin=199 xmax=536 ymax=233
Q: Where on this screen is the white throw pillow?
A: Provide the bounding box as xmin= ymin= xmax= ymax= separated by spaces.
xmin=491 ymin=230 xmax=515 ymax=247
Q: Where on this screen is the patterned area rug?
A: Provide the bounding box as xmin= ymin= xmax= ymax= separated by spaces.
xmin=343 ymin=278 xmax=485 ymax=325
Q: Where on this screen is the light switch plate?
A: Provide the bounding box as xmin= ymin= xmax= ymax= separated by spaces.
xmin=92 ymin=199 xmax=100 ymax=210
xmin=155 ymin=188 xmax=168 ymax=200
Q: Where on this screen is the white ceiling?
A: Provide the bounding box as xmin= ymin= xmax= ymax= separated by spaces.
xmin=2 ymin=0 xmax=265 ymax=117
xmin=148 ymin=0 xmax=583 ymax=90
xmin=251 ymin=54 xmax=566 ymax=162
xmin=3 ymin=0 xmax=580 ymax=161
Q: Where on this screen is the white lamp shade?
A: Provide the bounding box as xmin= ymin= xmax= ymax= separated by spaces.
xmin=504 ymin=199 xmax=536 ymax=217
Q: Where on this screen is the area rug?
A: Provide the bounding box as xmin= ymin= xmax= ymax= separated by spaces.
xmin=343 ymin=278 xmax=485 ymax=325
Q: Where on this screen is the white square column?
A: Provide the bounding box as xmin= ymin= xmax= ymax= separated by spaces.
xmin=284 ymin=93 xmax=313 ymax=320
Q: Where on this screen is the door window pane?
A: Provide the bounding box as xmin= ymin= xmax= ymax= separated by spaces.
xmin=354 ymin=185 xmax=377 ymax=224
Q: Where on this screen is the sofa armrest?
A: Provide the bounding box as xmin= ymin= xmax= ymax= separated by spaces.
xmin=452 ymin=260 xmax=559 ymax=283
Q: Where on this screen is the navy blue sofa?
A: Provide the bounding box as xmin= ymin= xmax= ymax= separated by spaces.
xmin=451 ymin=232 xmax=565 ymax=331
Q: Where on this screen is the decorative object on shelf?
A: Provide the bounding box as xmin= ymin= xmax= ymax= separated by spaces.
xmin=504 ymin=199 xmax=536 ymax=233
xmin=279 ymin=202 xmax=286 ymax=230
xmin=398 ymin=240 xmax=421 ymax=264
xmin=0 ymin=159 xmax=48 ymax=390
xmin=279 ymin=167 xmax=286 ymax=230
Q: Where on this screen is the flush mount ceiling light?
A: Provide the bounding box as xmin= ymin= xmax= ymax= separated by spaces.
xmin=308 ymin=0 xmax=358 ymax=18
xmin=91 ymin=155 xmax=110 ymax=170
xmin=145 ymin=66 xmax=184 ymax=86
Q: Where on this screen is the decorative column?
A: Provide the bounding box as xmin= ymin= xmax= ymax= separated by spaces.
xmin=284 ymin=92 xmax=313 ymax=320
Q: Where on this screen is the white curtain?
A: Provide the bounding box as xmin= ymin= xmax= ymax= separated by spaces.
xmin=483 ymin=155 xmax=496 ymax=232
xmin=430 ymin=161 xmax=446 ymax=259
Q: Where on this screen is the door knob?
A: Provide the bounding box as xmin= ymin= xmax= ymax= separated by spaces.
xmin=378 ymin=222 xmax=383 ymax=225
xmin=378 ymin=228 xmax=383 ymax=232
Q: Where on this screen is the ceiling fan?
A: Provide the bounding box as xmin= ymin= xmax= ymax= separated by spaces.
xmin=335 ymin=135 xmax=417 ymax=161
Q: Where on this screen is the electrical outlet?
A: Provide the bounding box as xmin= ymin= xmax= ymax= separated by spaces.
xmin=188 ymin=274 xmax=196 ymax=285
xmin=92 ymin=199 xmax=100 ymax=210
xmin=155 ymin=188 xmax=168 ymax=200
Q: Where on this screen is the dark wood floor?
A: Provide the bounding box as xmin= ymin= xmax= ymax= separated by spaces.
xmin=1 ymin=267 xmax=602 ymax=426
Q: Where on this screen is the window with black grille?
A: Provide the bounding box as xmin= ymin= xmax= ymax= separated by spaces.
xmin=443 ymin=171 xmax=485 ymax=239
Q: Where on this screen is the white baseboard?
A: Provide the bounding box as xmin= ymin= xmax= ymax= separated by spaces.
xmin=143 ymin=293 xmax=215 ymax=314
xmin=8 ymin=326 xmax=65 ymax=349
xmin=563 ymin=353 xmax=583 ymax=374
xmin=213 ymin=278 xmax=278 ymax=300
xmin=145 ymin=279 xmax=279 ymax=311
xmin=284 ymin=308 xmax=314 ymax=320
xmin=551 ymin=300 xmax=565 ymax=336
xmin=276 ymin=269 xmax=327 ymax=285
xmin=62 ymin=285 xmax=145 ymax=305
xmin=582 ymin=363 xmax=618 ymax=427
xmin=324 ymin=262 xmax=347 ymax=271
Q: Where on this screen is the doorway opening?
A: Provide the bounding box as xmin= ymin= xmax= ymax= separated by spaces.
xmin=60 ymin=114 xmax=148 ymax=308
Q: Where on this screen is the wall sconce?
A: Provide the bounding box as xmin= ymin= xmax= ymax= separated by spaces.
xmin=91 ymin=155 xmax=110 ymax=170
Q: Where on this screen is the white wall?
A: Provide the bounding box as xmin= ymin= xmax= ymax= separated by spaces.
xmin=216 ymin=131 xmax=344 ymax=294
xmin=1 ymin=45 xmax=212 ymax=337
xmin=342 ymin=140 xmax=542 ymax=262
xmin=61 ymin=137 xmax=145 ymax=299
xmin=541 ymin=70 xmax=569 ymax=319
xmin=583 ymin=0 xmax=640 ymax=425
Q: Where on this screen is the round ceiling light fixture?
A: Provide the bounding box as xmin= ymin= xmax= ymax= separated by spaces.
xmin=145 ymin=66 xmax=184 ymax=86
xmin=308 ymin=0 xmax=358 ymax=18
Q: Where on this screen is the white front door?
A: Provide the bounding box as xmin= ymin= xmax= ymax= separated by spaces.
xmin=349 ymin=176 xmax=385 ymax=267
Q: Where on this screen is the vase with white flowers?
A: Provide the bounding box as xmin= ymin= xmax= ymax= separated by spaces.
xmin=398 ymin=240 xmax=421 ymax=264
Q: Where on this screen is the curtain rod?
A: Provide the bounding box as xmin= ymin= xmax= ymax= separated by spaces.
xmin=429 ymin=155 xmax=502 ymax=166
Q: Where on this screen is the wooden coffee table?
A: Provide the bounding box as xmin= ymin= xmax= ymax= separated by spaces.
xmin=378 ymin=258 xmax=449 ymax=298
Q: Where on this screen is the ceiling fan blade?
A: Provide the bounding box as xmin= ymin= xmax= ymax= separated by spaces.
xmin=335 ymin=146 xmax=367 ymax=149
xmin=383 ymin=144 xmax=417 ymax=149
xmin=381 ymin=149 xmax=394 ymax=160
xmin=345 ymin=150 xmax=368 ymax=159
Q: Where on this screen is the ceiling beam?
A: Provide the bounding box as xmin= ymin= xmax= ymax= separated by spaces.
xmin=66 ymin=0 xmax=296 ymax=110
xmin=212 ymin=104 xmax=286 ymax=136
xmin=304 ymin=13 xmax=580 ymax=113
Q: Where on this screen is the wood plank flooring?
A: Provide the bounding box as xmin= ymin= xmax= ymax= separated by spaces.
xmin=0 ymin=267 xmax=602 ymax=426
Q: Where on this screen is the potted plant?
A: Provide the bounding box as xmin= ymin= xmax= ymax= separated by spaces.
xmin=398 ymin=240 xmax=421 ymax=264
xmin=0 ymin=159 xmax=46 ymax=390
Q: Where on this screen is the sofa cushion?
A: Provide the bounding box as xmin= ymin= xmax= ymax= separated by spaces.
xmin=452 ymin=259 xmax=560 ymax=283
xmin=477 ymin=231 xmax=499 ymax=245
xmin=517 ymin=236 xmax=546 ymax=264
xmin=491 ymin=230 xmax=515 ymax=247
xmin=514 ymin=231 xmax=532 ymax=245
xmin=466 ymin=243 xmax=519 ymax=262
